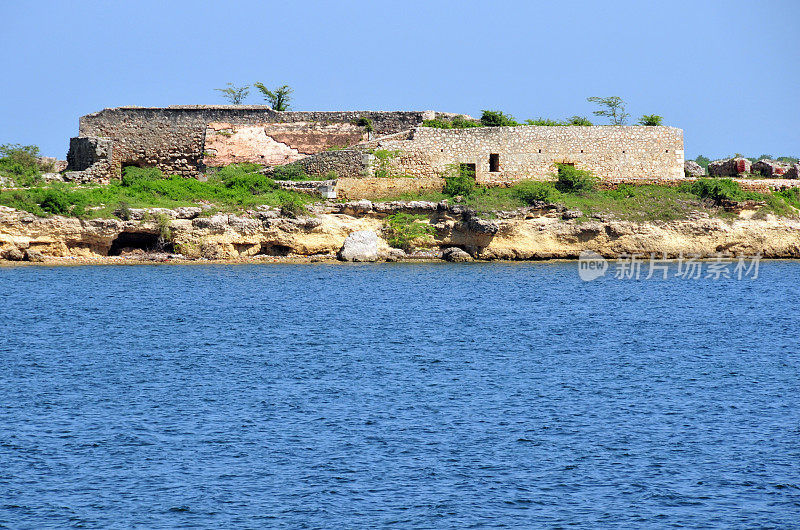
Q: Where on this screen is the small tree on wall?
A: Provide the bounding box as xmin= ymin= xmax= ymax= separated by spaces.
xmin=639 ymin=114 xmax=663 ymax=126
xmin=254 ymin=83 xmax=293 ymax=111
xmin=587 ymin=96 xmax=629 ymax=125
xmin=215 ymin=83 xmax=250 ymax=104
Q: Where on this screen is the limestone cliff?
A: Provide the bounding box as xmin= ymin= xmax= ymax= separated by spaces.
xmin=2 ymin=203 xmax=800 ymax=264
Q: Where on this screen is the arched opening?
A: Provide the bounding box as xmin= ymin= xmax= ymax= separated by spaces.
xmin=108 ymin=232 xmax=171 ymax=256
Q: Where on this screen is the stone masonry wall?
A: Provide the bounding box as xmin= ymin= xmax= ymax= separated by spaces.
xmin=373 ymin=126 xmax=685 ymax=184
xmin=64 ymin=136 xmax=114 ymax=184
xmin=73 ymin=106 xmax=452 ymax=179
xmin=335 ymin=177 xmax=445 ymax=201
xmin=294 ymin=150 xmax=370 ymax=179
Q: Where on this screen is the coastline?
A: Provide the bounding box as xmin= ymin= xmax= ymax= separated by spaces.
xmin=3 ymin=200 xmax=800 ymax=265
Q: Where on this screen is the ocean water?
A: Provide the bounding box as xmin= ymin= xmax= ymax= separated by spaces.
xmin=1 ymin=262 xmax=798 ymax=528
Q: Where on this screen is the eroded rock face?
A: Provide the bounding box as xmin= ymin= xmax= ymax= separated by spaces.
xmin=709 ymin=157 xmax=751 ymax=177
xmin=4 ymin=201 xmax=800 ymax=263
xmin=442 ymin=247 xmax=473 ymax=262
xmin=787 ymin=164 xmax=800 ymax=180
xmin=684 ymin=160 xmax=706 ymax=178
xmin=337 ymin=230 xmax=379 ymax=262
xmin=752 ymin=159 xmax=789 ymax=178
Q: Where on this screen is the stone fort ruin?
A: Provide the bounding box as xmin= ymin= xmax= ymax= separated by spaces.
xmin=66 ymin=105 xmax=685 ymax=196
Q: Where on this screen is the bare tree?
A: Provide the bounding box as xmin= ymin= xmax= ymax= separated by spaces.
xmin=253 ymin=83 xmax=293 ymax=111
xmin=215 ymin=83 xmax=250 ymax=105
xmin=587 ymin=96 xmax=629 ymax=125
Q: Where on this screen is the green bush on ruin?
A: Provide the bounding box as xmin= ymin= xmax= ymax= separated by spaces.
xmin=442 ymin=163 xmax=476 ymax=197
xmin=480 ymin=110 xmax=519 ymax=127
xmin=554 ymin=164 xmax=599 ymax=193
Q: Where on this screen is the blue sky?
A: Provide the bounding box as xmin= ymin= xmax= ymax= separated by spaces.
xmin=1 ymin=0 xmax=797 ymax=159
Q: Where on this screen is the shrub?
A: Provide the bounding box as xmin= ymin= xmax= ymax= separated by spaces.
xmin=422 ymin=115 xmax=481 ymax=129
xmin=278 ymin=193 xmax=307 ymax=217
xmin=605 ymin=183 xmax=637 ymax=199
xmin=684 ymin=178 xmax=745 ymax=203
xmin=774 ymin=187 xmax=800 ymax=209
xmin=422 ymin=118 xmax=453 ymax=129
xmin=356 ymin=117 xmax=374 ymax=132
xmin=39 ymin=189 xmax=71 ymax=215
xmin=443 ymin=163 xmax=476 ymax=197
xmin=554 ymin=164 xmax=598 ymax=193
xmin=0 ymin=144 xmax=42 ymax=186
xmin=154 ymin=214 xmax=173 ymax=250
xmin=219 ymin=165 xmax=276 ymax=194
xmin=480 ymin=110 xmax=519 ymax=127
xmin=639 ymin=114 xmax=663 ymax=126
xmin=511 ymin=181 xmax=560 ymax=204
xmin=567 ymin=115 xmax=593 ymax=126
xmin=384 ymin=213 xmax=435 ymax=250
xmin=525 ymin=118 xmax=564 ymax=126
xmin=121 ymin=166 xmax=165 ymax=187
xmin=272 ymin=163 xmax=308 ymax=181
xmin=0 ymin=144 xmax=39 ymax=167
xmin=694 ymin=155 xmax=711 ymax=170
xmin=451 ymin=115 xmax=481 ymax=128
xmin=117 ymin=201 xmax=132 ymax=221
xmin=373 ymin=149 xmax=399 ymax=178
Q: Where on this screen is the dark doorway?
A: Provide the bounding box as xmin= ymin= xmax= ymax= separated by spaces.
xmin=108 ymin=232 xmax=170 ymax=255
xmin=489 ymin=154 xmax=500 ymax=172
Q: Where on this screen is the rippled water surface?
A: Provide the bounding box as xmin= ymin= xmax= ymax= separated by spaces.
xmin=1 ymin=262 xmax=799 ymax=528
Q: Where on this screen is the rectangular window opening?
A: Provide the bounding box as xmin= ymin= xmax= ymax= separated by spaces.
xmin=489 ymin=153 xmax=500 ymax=172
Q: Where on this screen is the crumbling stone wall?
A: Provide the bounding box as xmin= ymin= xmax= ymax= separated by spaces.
xmin=64 ymin=136 xmax=114 ymax=184
xmin=372 ymin=125 xmax=685 ymax=183
xmin=203 ymin=122 xmax=367 ymax=167
xmin=294 ymin=150 xmax=370 ymax=179
xmin=71 ymin=106 xmax=450 ymax=179
xmin=335 ymin=177 xmax=445 ymax=200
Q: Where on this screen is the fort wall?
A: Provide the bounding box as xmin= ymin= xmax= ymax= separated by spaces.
xmin=72 ymin=106 xmax=446 ymax=178
xmin=372 ymin=125 xmax=685 ymax=184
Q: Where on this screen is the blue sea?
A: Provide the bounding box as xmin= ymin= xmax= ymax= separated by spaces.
xmin=1 ymin=262 xmax=798 ymax=528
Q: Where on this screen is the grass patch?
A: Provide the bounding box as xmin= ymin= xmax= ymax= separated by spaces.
xmin=384 ymin=213 xmax=435 ymax=250
xmin=0 ymin=165 xmax=313 ymax=218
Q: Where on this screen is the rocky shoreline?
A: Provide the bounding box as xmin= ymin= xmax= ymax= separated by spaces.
xmin=3 ymin=200 xmax=800 ymax=265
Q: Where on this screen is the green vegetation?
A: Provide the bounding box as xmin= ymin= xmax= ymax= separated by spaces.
xmin=355 ymin=117 xmax=374 ymax=133
xmin=639 ymin=114 xmax=663 ymax=126
xmin=554 ymin=164 xmax=599 ymax=193
xmin=422 ymin=112 xmax=596 ymax=129
xmin=683 ymin=178 xmax=760 ymax=203
xmin=0 ymin=164 xmax=312 ymax=218
xmin=442 ymin=163 xmax=476 ymax=197
xmin=421 ymin=115 xmax=481 ymax=129
xmin=271 ymin=163 xmax=307 ymax=181
xmin=253 ymin=83 xmax=293 ymax=111
xmin=480 ymin=110 xmax=520 ymax=127
xmin=525 ymin=116 xmax=593 ymax=126
xmin=383 ymin=212 xmax=435 ymax=250
xmin=214 ymin=83 xmax=250 ymax=105
xmin=694 ymin=155 xmax=711 ymax=171
xmin=587 ymin=96 xmax=629 ymax=125
xmin=373 ymin=149 xmax=400 ymax=178
xmin=0 ymin=144 xmax=43 ymax=187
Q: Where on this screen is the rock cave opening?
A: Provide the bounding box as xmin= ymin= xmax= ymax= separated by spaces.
xmin=108 ymin=232 xmax=171 ymax=256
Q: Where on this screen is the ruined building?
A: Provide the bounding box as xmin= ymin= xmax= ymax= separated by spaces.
xmin=66 ymin=105 xmax=685 ymax=196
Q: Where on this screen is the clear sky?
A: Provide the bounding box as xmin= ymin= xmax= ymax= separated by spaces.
xmin=1 ymin=0 xmax=797 ymax=159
